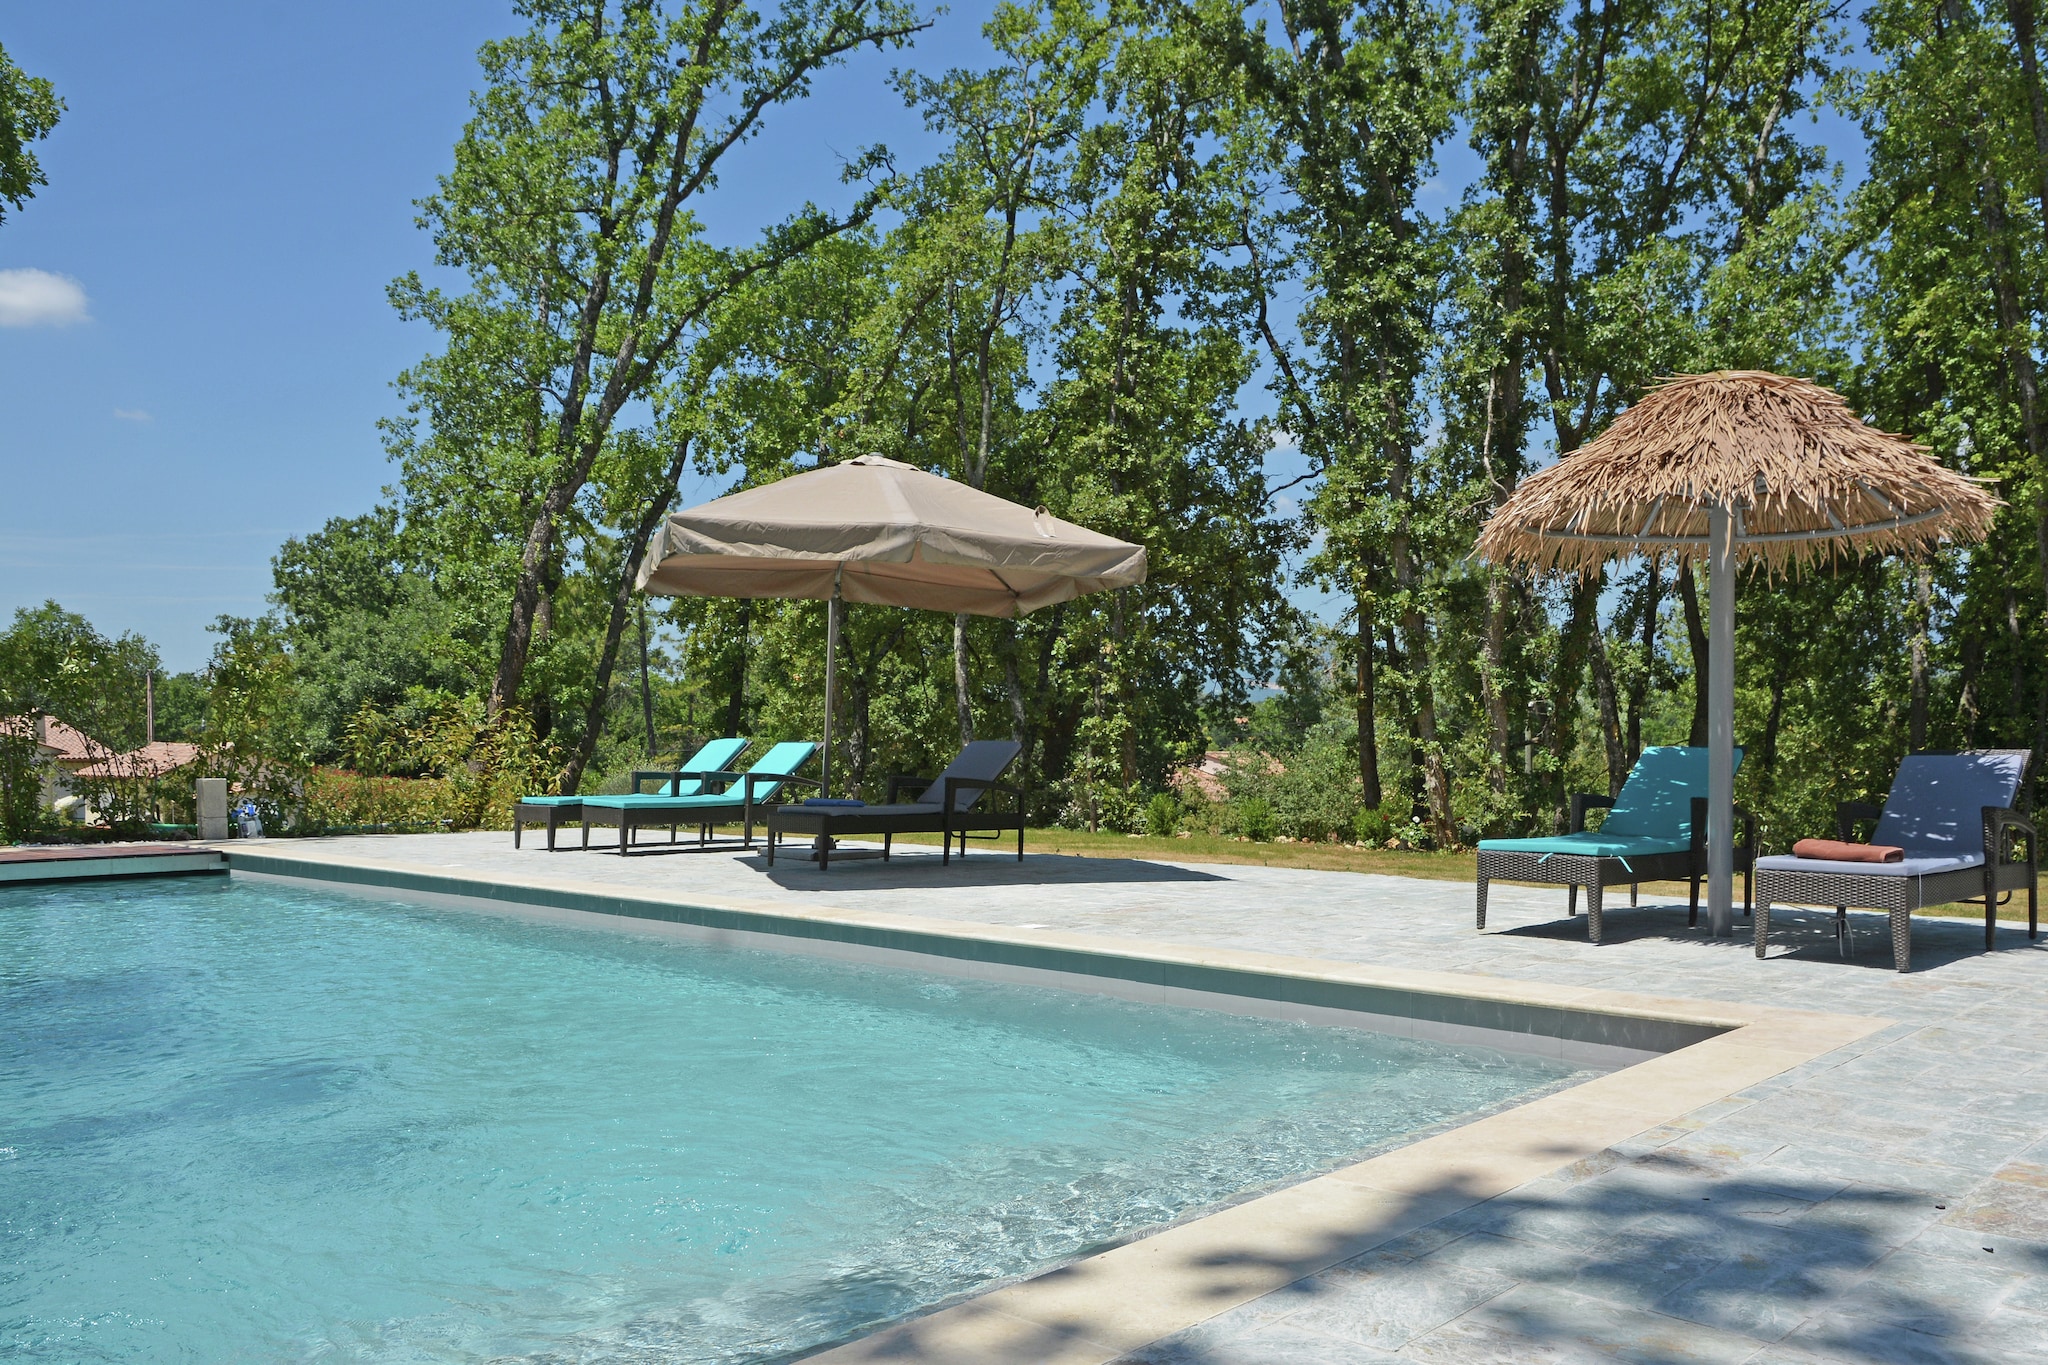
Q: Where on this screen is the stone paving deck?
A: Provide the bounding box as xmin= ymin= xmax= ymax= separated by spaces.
xmin=261 ymin=833 xmax=2048 ymax=1362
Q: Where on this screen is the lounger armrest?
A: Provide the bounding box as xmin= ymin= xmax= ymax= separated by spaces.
xmin=744 ymin=772 xmax=819 ymax=802
xmin=1836 ymin=799 xmax=1883 ymax=842
xmin=1985 ymin=806 xmax=2037 ymax=866
xmin=1685 ymin=797 xmax=1756 ymax=862
xmin=884 ymin=772 xmax=933 ymax=803
xmin=1571 ymin=793 xmax=1615 ymax=834
xmin=629 ymin=768 xmax=731 ymax=794
xmin=940 ymin=776 xmax=1023 ymax=815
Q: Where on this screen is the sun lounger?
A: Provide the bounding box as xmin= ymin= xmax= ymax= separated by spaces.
xmin=1754 ymin=749 xmax=2037 ymax=971
xmin=1475 ymin=745 xmax=1754 ymax=944
xmin=578 ymin=740 xmax=818 ymax=854
xmin=512 ymin=737 xmax=750 ymax=849
xmin=764 ymin=739 xmax=1025 ymax=871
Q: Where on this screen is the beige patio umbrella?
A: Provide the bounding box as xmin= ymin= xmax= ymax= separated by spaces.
xmin=637 ymin=454 xmax=1148 ymax=794
xmin=1477 ymin=371 xmax=1999 ymax=936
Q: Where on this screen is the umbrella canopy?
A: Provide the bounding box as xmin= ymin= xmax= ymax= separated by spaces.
xmin=636 ymin=454 xmax=1148 ymax=616
xmin=637 ymin=453 xmax=1147 ymax=801
xmin=1478 ymin=371 xmax=1998 ymax=938
xmin=1477 ymin=371 xmax=1998 ymax=571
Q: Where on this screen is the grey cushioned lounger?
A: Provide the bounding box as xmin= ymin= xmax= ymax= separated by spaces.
xmin=766 ymin=739 xmax=1025 ymax=871
xmin=1754 ymin=749 xmax=2037 ymax=971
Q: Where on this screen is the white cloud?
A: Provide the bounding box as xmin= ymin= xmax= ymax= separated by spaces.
xmin=1268 ymin=428 xmax=1300 ymax=452
xmin=0 ymin=268 xmax=91 ymax=327
xmin=113 ymin=408 xmax=153 ymax=423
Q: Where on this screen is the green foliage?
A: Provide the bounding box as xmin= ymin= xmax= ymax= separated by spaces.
xmin=195 ymin=616 xmax=310 ymax=832
xmin=300 ymin=769 xmax=457 ymax=834
xmin=1144 ymin=790 xmax=1180 ymax=838
xmin=1234 ymin=796 xmax=1276 ymax=842
xmin=46 ymin=0 xmax=2048 ymax=856
xmin=1352 ymin=806 xmax=1393 ymax=846
xmin=0 ymin=603 xmax=162 ymax=839
xmin=0 ymin=41 xmax=62 ymax=225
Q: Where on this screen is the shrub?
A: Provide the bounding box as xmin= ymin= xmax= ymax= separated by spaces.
xmin=1054 ymin=777 xmax=1141 ymax=834
xmin=300 ymin=768 xmax=457 ymax=833
xmin=1219 ymin=725 xmax=1360 ymax=843
xmin=1236 ymin=796 xmax=1276 ymax=841
xmin=1352 ymin=806 xmax=1392 ymax=846
xmin=1144 ymin=791 xmax=1180 ymax=838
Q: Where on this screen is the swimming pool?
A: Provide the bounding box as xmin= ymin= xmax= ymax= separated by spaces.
xmin=2 ymin=876 xmax=1584 ymax=1362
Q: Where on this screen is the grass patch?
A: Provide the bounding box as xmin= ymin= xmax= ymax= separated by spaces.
xmin=832 ymin=825 xmax=1481 ymax=879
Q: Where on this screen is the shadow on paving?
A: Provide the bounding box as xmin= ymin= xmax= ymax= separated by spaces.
xmin=746 ymin=848 xmax=1228 ymax=892
xmin=1492 ymin=900 xmax=2044 ymax=971
xmin=1104 ymin=1149 xmax=2025 ymax=1365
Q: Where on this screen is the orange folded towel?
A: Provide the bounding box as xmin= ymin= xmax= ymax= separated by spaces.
xmin=1792 ymin=838 xmax=1903 ymax=864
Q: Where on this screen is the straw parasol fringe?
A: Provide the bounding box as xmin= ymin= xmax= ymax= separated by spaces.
xmin=1475 ymin=371 xmax=2000 ymax=575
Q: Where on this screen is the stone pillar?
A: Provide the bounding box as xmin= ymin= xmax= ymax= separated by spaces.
xmin=196 ymin=778 xmax=229 ymax=841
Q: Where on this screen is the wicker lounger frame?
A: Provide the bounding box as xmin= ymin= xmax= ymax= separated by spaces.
xmin=512 ymin=799 xmax=584 ymax=851
xmin=1755 ymin=800 xmax=2038 ymax=972
xmin=765 ymin=775 xmax=1026 ymax=872
xmin=578 ymin=769 xmax=820 ymax=856
xmin=1476 ymin=795 xmax=1753 ymax=945
xmin=512 ymin=766 xmax=763 ymax=852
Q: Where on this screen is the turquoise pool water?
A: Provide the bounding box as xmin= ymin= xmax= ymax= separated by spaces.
xmin=2 ymin=876 xmax=1580 ymax=1362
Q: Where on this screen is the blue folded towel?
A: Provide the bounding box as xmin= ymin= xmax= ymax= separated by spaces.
xmin=803 ymin=798 xmax=866 ymax=808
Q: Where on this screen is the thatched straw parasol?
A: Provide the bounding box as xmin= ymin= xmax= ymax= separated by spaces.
xmin=1478 ymin=370 xmax=1999 ymax=936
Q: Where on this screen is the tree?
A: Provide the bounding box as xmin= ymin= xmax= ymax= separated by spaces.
xmin=0 ymin=41 xmax=61 ymax=226
xmin=1214 ymin=0 xmax=1464 ymax=842
xmin=394 ymin=0 xmax=923 ymax=731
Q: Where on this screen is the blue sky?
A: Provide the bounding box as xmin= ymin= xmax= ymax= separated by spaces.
xmin=0 ymin=0 xmax=994 ymax=670
xmin=1 ymin=3 xmax=1866 ymax=670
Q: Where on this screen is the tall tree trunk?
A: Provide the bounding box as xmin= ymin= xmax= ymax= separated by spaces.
xmin=1980 ymin=164 xmax=2048 ymax=759
xmin=1113 ymin=589 xmax=1136 ymax=788
xmin=1680 ymin=563 xmax=1709 ymax=747
xmin=1474 ymin=16 xmax=1538 ymax=801
xmin=1002 ymin=621 xmax=1028 ymax=743
xmin=1957 ymin=621 xmax=1986 ymax=743
xmin=2004 ymin=0 xmax=2048 ymax=258
xmin=1626 ymin=563 xmax=1662 ymax=763
xmin=953 ymin=613 xmax=973 ymax=744
xmin=1481 ymin=573 xmax=1517 ymax=797
xmin=1910 ymin=565 xmax=1933 ymax=750
xmin=723 ymin=600 xmax=751 ymax=738
xmin=1589 ymin=626 xmax=1626 ymax=795
xmin=559 ymin=441 xmax=692 ymax=791
xmin=1388 ymin=474 xmax=1454 ymax=845
xmin=2008 ymin=587 xmax=2027 ymax=722
xmin=1355 ymin=585 xmax=1382 ymax=809
xmin=1545 ymin=573 xmax=1604 ymax=827
xmin=638 ymin=600 xmax=657 ymax=758
xmin=1760 ymin=658 xmax=1789 ymax=774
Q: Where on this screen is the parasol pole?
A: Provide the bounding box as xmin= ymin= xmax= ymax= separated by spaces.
xmin=1706 ymin=506 xmax=1737 ymax=936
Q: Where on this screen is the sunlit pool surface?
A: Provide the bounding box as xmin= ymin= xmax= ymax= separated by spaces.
xmin=2 ymin=875 xmax=1583 ymax=1362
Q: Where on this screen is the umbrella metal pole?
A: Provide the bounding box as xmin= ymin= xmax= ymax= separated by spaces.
xmin=1707 ymin=507 xmax=1736 ymax=936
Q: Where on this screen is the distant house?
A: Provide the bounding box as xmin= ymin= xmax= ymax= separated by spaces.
xmin=0 ymin=714 xmax=106 ymax=768
xmin=73 ymin=741 xmax=201 ymax=781
xmin=1 ymin=715 xmax=114 ymax=804
xmin=2 ymin=717 xmax=197 ymax=822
